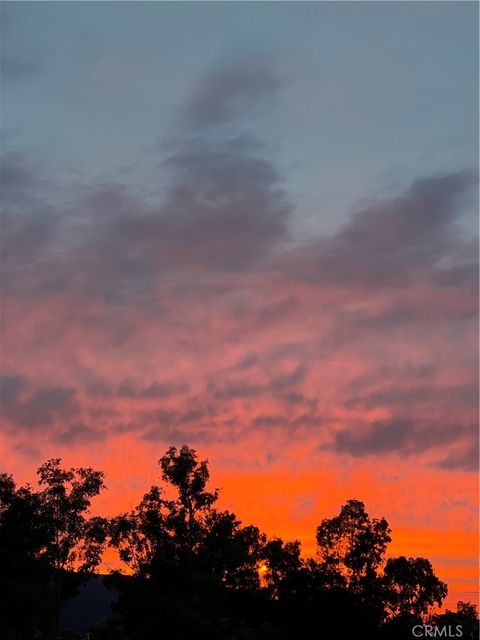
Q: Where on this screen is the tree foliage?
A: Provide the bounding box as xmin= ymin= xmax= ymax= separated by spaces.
xmin=0 ymin=460 xmax=106 ymax=639
xmin=1 ymin=446 xmax=472 ymax=640
xmin=383 ymin=556 xmax=448 ymax=617
xmin=316 ymin=498 xmax=391 ymax=590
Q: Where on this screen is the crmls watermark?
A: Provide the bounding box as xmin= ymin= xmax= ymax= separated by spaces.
xmin=411 ymin=625 xmax=464 ymax=638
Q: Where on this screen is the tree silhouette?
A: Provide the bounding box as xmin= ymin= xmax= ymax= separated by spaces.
xmin=432 ymin=601 xmax=479 ymax=640
xmin=36 ymin=459 xmax=106 ymax=574
xmin=0 ymin=460 xmax=106 ymax=639
xmin=314 ymin=499 xmax=394 ymax=637
xmin=1 ymin=447 xmax=467 ymax=640
xmin=316 ymin=498 xmax=391 ymax=591
xmin=158 ymin=445 xmax=219 ymax=568
xmin=383 ymin=556 xmax=448 ymax=618
xmin=262 ymin=538 xmax=304 ymax=600
xmin=107 ymin=446 xmax=266 ymax=639
xmin=0 ymin=473 xmax=51 ymax=639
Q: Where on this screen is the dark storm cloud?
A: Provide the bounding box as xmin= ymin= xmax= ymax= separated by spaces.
xmin=286 ymin=170 xmax=478 ymax=288
xmin=185 ymin=59 xmax=280 ymax=129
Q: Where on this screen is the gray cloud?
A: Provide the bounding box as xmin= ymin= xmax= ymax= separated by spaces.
xmin=344 ymin=382 xmax=478 ymax=412
xmin=0 ymin=376 xmax=103 ymax=444
xmin=55 ymin=423 xmax=104 ymax=446
xmin=252 ymin=414 xmax=289 ymax=428
xmin=208 ymin=364 xmax=308 ymax=403
xmin=332 ymin=419 xmax=478 ymax=463
xmin=286 ymin=170 xmax=478 ymax=289
xmin=0 ymin=154 xmax=64 ymax=297
xmin=1 ymin=64 xmax=291 ymax=298
xmin=0 ymin=374 xmax=26 ymax=400
xmin=0 ymin=4 xmax=45 ymax=83
xmin=210 ymin=379 xmax=264 ymax=401
xmin=438 ymin=446 xmax=479 ymax=472
xmin=1 ymin=57 xmax=478 ymax=469
xmin=1 ymin=379 xmax=79 ymax=430
xmin=235 ymin=353 xmax=259 ymax=370
xmin=1 ymin=54 xmax=42 ymax=82
xmin=185 ymin=59 xmax=280 ymax=129
xmin=117 ymin=379 xmax=189 ymax=399
xmin=2 ymin=54 xmax=476 ymax=307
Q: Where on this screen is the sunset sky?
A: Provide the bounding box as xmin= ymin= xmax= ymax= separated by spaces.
xmin=1 ymin=1 xmax=478 ymax=608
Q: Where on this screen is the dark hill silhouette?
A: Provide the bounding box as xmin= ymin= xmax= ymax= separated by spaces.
xmin=59 ymin=575 xmax=117 ymax=636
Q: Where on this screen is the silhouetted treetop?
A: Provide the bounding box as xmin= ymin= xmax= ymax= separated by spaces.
xmin=316 ymin=498 xmax=391 ymax=590
xmin=1 ymin=459 xmax=106 ymax=640
xmin=383 ymin=555 xmax=448 ymax=617
xmin=1 ymin=447 xmax=465 ymax=640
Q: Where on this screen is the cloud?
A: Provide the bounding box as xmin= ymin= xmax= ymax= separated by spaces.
xmin=55 ymin=423 xmax=104 ymax=446
xmin=208 ymin=363 xmax=308 ymax=403
xmin=284 ymin=170 xmax=478 ymax=289
xmin=117 ymin=379 xmax=189 ymax=399
xmin=156 ymin=137 xmax=291 ymax=270
xmin=0 ymin=154 xmax=63 ymax=296
xmin=1 ymin=61 xmax=291 ymax=298
xmin=344 ymin=382 xmax=478 ymax=412
xmin=184 ymin=59 xmax=280 ymax=129
xmin=0 ymin=5 xmax=44 ymax=85
xmin=0 ymin=59 xmax=477 ymax=479
xmin=332 ymin=418 xmax=478 ymax=464
xmin=1 ymin=54 xmax=42 ymax=82
xmin=0 ymin=374 xmax=26 ymax=400
xmin=438 ymin=446 xmax=479 ymax=472
xmin=1 ymin=378 xmax=79 ymax=430
xmin=2 ymin=54 xmax=475 ymax=306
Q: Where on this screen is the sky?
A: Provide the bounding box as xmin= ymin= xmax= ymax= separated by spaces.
xmin=1 ymin=1 xmax=478 ymax=609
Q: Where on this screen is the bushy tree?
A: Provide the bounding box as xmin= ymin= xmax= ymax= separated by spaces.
xmin=0 ymin=473 xmax=51 ymax=639
xmin=2 ymin=448 xmax=455 ymax=640
xmin=36 ymin=458 xmax=107 ymax=574
xmin=262 ymin=538 xmax=304 ymax=599
xmin=108 ymin=446 xmax=265 ymax=639
xmin=432 ymin=601 xmax=479 ymax=640
xmin=0 ymin=460 xmax=106 ymax=639
xmin=383 ymin=556 xmax=448 ymax=618
xmin=316 ymin=499 xmax=391 ymax=591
